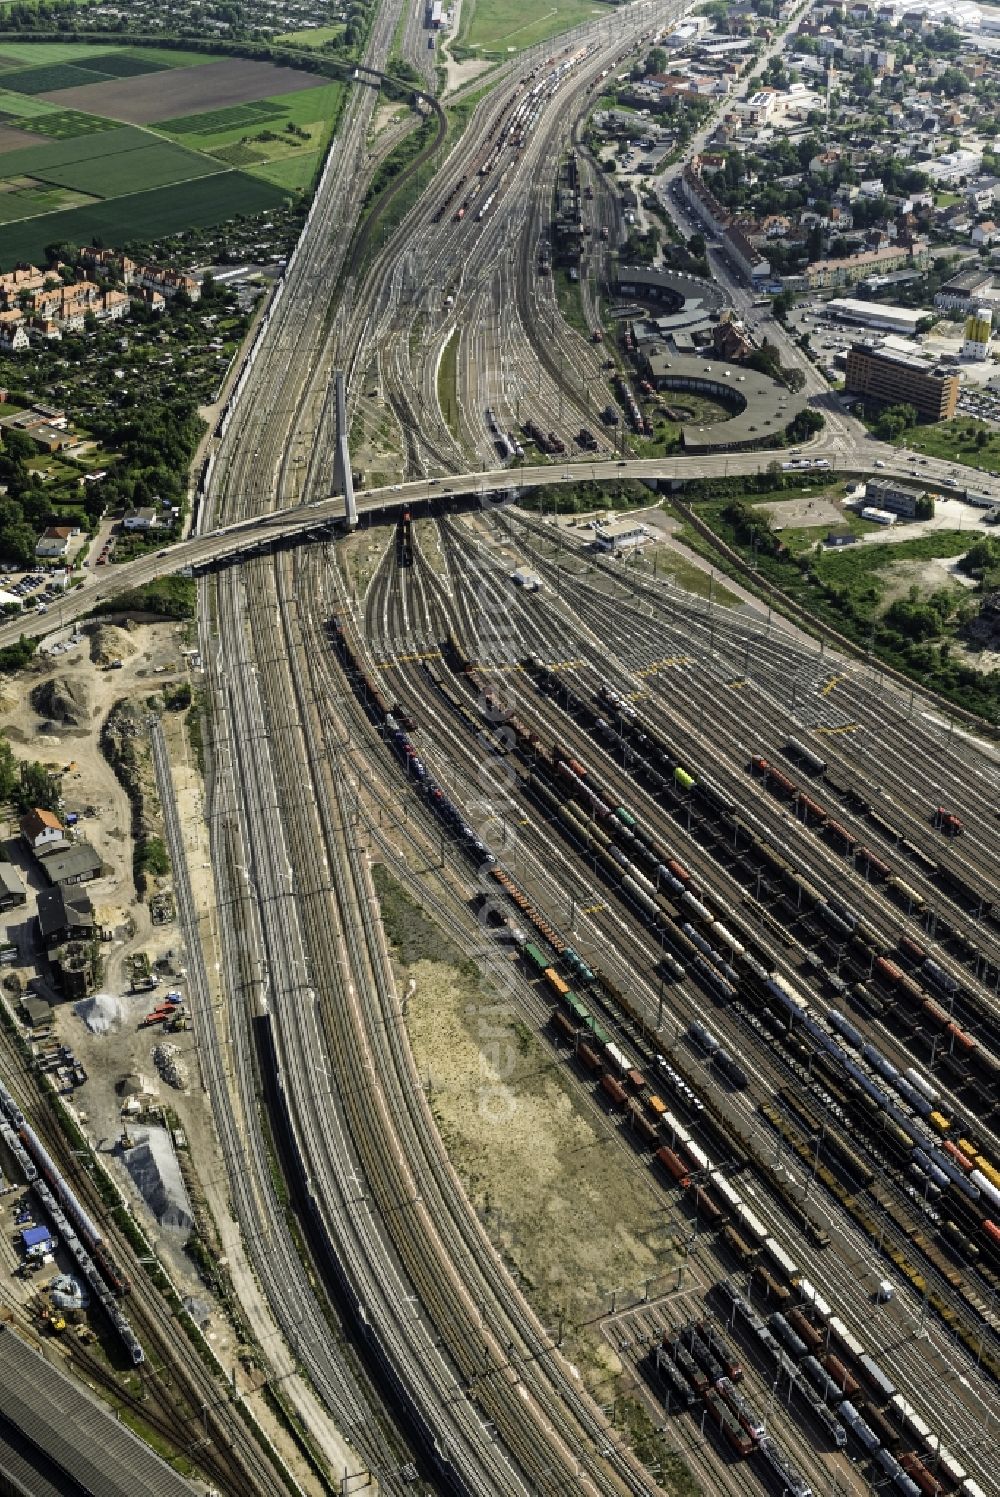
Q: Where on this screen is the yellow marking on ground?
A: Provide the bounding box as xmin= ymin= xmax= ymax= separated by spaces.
xmin=814 ymin=722 xmax=859 ymax=736
xmin=821 ymin=674 xmax=844 ymax=697
xmin=727 ymin=678 xmax=748 ymax=689
xmin=638 ymin=656 xmax=692 ymax=678
xmin=582 ymin=902 xmax=607 ymax=915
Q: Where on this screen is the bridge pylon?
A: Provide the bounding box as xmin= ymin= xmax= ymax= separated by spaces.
xmin=332 ymin=369 xmax=357 ymax=528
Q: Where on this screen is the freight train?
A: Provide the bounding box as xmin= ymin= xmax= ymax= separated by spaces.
xmin=713 ymin=1277 xmax=989 ymax=1495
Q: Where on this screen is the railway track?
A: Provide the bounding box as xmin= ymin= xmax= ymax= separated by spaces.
xmin=341 ymin=508 xmax=999 ymax=1491
xmin=0 ymin=1028 xmax=290 ymax=1496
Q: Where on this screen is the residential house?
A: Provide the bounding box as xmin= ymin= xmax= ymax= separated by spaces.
xmin=0 ymin=312 xmax=28 ymax=352
xmin=123 ymin=506 xmax=159 ymax=532
xmin=131 ymin=265 xmax=200 ymax=302
xmin=20 ymin=808 xmax=65 ymax=853
xmin=35 ymin=526 xmax=78 ymax=560
xmin=804 ymin=243 xmax=926 ymax=289
xmin=972 ymin=220 xmax=1000 ymax=247
xmin=0 ymin=864 xmax=25 ymax=911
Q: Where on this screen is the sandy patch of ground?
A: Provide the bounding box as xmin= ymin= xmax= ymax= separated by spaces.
xmin=443 ymin=54 xmax=496 ymax=94
xmin=339 ymin=524 xmax=391 ymax=605
xmin=761 ymin=495 xmax=847 ymax=530
xmin=877 ymin=554 xmax=979 ymax=613
xmin=405 ymin=955 xmax=680 ymax=1347
xmin=371 ymin=101 xmax=408 ymax=137
xmin=441 ymin=0 xmax=497 ymax=95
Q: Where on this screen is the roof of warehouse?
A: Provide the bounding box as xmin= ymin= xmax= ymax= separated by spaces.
xmin=0 ymin=1423 xmax=69 ymax=1497
xmin=0 ymin=1326 xmax=197 ymax=1497
xmin=38 ymin=841 xmax=103 ymax=885
xmin=638 ymin=341 xmax=804 ymax=449
xmin=828 ymin=297 xmax=924 ymax=328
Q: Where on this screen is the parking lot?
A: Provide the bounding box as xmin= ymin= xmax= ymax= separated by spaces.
xmin=956 ymin=385 xmax=1000 ymax=424
xmin=0 ymin=572 xmax=69 ymax=615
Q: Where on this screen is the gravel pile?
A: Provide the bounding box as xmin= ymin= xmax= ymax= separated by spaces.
xmin=152 ymin=1042 xmax=188 ymax=1090
xmin=74 ymin=992 xmax=125 ymax=1035
xmin=121 ymin=1125 xmax=192 ymax=1232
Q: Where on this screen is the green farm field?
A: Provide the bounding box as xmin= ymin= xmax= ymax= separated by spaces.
xmin=0 ymin=180 xmax=94 ymax=222
xmin=0 ymin=43 xmax=344 ymax=263
xmin=0 ymin=90 xmax=62 ymax=117
xmin=251 ymin=151 xmax=322 ymax=190
xmin=8 ymin=109 xmax=121 ymax=139
xmin=0 ymin=61 xmax=126 ymax=94
xmin=159 ymin=81 xmax=343 ymax=151
xmin=0 ymin=124 xmax=154 ymax=176
xmin=457 ymin=0 xmax=607 ymax=53
xmin=30 ymin=139 xmax=223 ymax=195
xmin=274 ymin=24 xmax=345 ymax=47
xmin=0 ymin=41 xmax=216 ymax=68
xmin=0 ymin=170 xmax=287 ymax=265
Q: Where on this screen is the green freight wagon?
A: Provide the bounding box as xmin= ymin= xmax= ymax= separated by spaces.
xmin=522 ymin=942 xmax=550 ymax=974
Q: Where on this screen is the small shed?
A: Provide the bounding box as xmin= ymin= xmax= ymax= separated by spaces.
xmin=22 ymin=1225 xmax=52 ymax=1254
xmin=21 ymin=995 xmax=51 ymax=1028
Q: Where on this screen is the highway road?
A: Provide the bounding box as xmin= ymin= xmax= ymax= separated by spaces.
xmin=6 ymin=439 xmax=993 ymax=653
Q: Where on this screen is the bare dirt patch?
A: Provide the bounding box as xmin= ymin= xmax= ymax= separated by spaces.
xmin=0 ymin=123 xmax=43 ymax=153
xmin=88 ymin=621 xmax=138 ymax=668
xmin=761 ymin=495 xmax=847 ymax=530
xmin=404 ymin=955 xmax=679 ymax=1339
xmin=39 ymin=58 xmax=329 ymax=125
xmin=877 ymin=554 xmax=978 ymax=613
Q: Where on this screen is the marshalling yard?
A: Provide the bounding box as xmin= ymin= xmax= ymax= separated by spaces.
xmin=0 ymin=0 xmax=999 ymax=1493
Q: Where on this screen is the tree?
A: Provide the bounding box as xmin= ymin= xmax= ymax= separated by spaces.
xmin=808 ymin=221 xmax=826 ymax=263
xmin=13 ymin=760 xmax=60 ymax=815
xmin=688 ymin=231 xmax=706 ymax=257
xmin=938 ymin=66 xmax=968 ymax=100
xmin=787 ymin=408 xmax=825 ymax=441
xmin=873 ymin=402 xmax=918 ymax=441
xmin=644 ymin=46 xmax=667 ymax=76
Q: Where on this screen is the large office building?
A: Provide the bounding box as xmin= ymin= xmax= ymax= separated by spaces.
xmin=844 ymin=338 xmax=959 ymax=420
